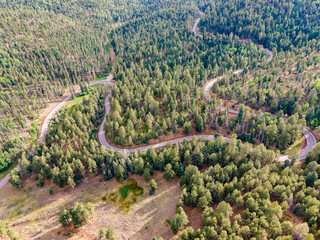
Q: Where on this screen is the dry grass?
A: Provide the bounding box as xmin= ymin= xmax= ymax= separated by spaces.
xmin=0 ymin=172 xmax=181 ymax=240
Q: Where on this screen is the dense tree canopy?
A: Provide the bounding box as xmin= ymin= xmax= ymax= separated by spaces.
xmin=3 ymin=0 xmax=320 ymax=239
xmin=199 ymin=0 xmax=320 ymax=52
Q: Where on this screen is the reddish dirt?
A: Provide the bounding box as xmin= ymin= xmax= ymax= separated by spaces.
xmin=295 ymin=160 xmax=303 ymax=168
xmin=285 ymin=209 xmax=304 ymax=226
xmin=299 ymin=137 xmax=308 ymax=151
xmin=39 ymin=95 xmax=69 ymax=129
xmin=308 ymin=127 xmax=319 ymax=142
xmin=230 ymin=205 xmax=243 ymax=221
xmin=183 ymin=205 xmax=204 ymax=231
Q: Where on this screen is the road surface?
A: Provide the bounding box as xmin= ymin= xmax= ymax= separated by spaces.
xmin=0 ymin=77 xmax=114 ymax=190
xmin=95 ymin=23 xmax=313 ymax=161
xmin=39 ymin=76 xmax=114 ymax=142
xmin=0 ymin=12 xmax=316 ymax=190
xmin=192 ymin=11 xmax=204 ymax=37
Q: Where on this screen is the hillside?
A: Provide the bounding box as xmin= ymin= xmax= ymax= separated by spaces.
xmin=1 ymin=0 xmax=320 ymax=239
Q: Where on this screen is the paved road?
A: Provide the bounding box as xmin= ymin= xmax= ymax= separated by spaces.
xmin=0 ymin=165 xmax=21 ymax=189
xmin=97 ymin=72 xmax=315 ymax=162
xmin=203 ymin=72 xmax=316 ymax=161
xmin=0 ymin=77 xmax=114 ymax=190
xmin=199 ymin=17 xmax=314 ymax=161
xmin=0 ymin=12 xmax=316 ymax=190
xmin=39 ymin=76 xmax=114 ymax=142
xmin=202 ymin=51 xmax=315 ymax=161
xmin=96 ymin=16 xmax=314 ymax=162
xmin=97 ymin=93 xmax=232 ymax=154
xmin=192 ymin=11 xmax=204 ymax=37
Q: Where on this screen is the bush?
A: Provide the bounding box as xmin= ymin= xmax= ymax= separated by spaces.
xmin=59 ymin=202 xmax=95 ymax=229
xmin=0 ymin=152 xmax=12 ymax=173
xmin=9 ymin=169 xmax=22 ymax=189
xmin=170 ymin=207 xmax=189 ymax=234
xmin=70 ymin=202 xmax=95 ymax=228
xmin=164 ymin=164 xmax=175 ymax=181
xmin=183 ymin=121 xmax=192 ymax=134
xmin=149 ymin=179 xmax=158 ymax=195
xmin=292 ymin=204 xmax=305 ymax=216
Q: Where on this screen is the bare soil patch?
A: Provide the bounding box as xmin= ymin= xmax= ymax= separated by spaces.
xmin=183 ymin=205 xmax=203 ymax=231
xmin=0 ymin=172 xmax=181 ymax=240
xmin=285 ymin=209 xmax=304 ymax=226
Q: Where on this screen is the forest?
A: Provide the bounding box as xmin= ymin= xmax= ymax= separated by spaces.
xmin=199 ymin=0 xmax=320 ymax=129
xmin=1 ymin=0 xmax=320 ymax=239
xmin=0 ymin=0 xmax=181 ymax=173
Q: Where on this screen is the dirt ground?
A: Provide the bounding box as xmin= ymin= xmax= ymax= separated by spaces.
xmin=183 ymin=205 xmax=203 ymax=231
xmin=0 ymin=172 xmax=182 ymax=240
xmin=285 ymin=209 xmax=304 ymax=226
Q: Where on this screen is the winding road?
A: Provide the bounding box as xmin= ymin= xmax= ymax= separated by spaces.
xmin=197 ymin=10 xmax=316 ymax=162
xmin=192 ymin=11 xmax=204 ymax=37
xmin=0 ymin=77 xmax=114 ymax=190
xmin=39 ymin=77 xmax=114 ymax=142
xmin=0 ymin=11 xmax=317 ymax=190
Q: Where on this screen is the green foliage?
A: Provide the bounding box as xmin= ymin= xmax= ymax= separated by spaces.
xmin=99 ymin=228 xmax=115 ymax=240
xmin=306 ymin=172 xmax=318 ymax=187
xmin=69 ymin=202 xmax=95 ymax=229
xmin=59 ymin=209 xmax=71 ymax=228
xmin=294 ymin=223 xmax=309 ymax=240
xmin=164 ymin=164 xmax=175 ymax=181
xmin=236 ymin=111 xmax=305 ymax=150
xmin=109 ymin=180 xmax=144 ymax=212
xmin=0 ymin=0 xmax=175 ymax=145
xmin=59 ymin=202 xmax=94 ymax=229
xmin=28 ymin=86 xmax=110 ymax=187
xmin=9 ymin=168 xmax=22 ymax=189
xmin=0 ymin=220 xmax=19 ymax=240
xmin=183 ymin=121 xmax=192 ymax=134
xmin=174 ymin=136 xmax=320 ymax=238
xmin=216 ymin=201 xmax=233 ymax=218
xmin=149 ymin=179 xmax=158 ymax=195
xmin=170 ymin=207 xmax=189 ymax=234
xmin=195 ymin=115 xmax=204 ymax=132
xmin=143 ymin=167 xmax=152 ymax=182
xmin=0 ymin=152 xmax=12 ymax=173
xmin=105 ymin=5 xmax=266 ymax=147
xmin=201 ymin=0 xmax=320 ymax=51
xmin=105 ymin=228 xmax=115 ymax=240
xmin=115 ymin=164 xmax=124 ymax=181
xmin=0 ymin=220 xmax=6 ymax=237
xmin=37 ymin=174 xmax=45 ymax=187
xmin=313 ymin=79 xmax=320 ymax=93
xmin=3 ymin=1 xmax=320 ymax=239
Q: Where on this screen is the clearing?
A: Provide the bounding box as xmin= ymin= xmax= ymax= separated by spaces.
xmin=0 ymin=172 xmax=181 ymax=240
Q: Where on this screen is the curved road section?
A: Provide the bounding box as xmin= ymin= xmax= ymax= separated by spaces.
xmin=0 ymin=12 xmax=317 ymax=190
xmin=199 ymin=11 xmax=315 ymax=161
xmin=0 ymin=76 xmax=114 ymax=190
xmin=192 ymin=11 xmax=203 ymax=37
xmin=39 ymin=77 xmax=114 ymax=142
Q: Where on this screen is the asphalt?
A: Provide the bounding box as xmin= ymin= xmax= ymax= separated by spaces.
xmin=0 ymin=12 xmax=316 ymax=190
xmin=39 ymin=76 xmax=114 ymax=142
xmin=192 ymin=11 xmax=204 ymax=37
xmin=0 ymin=77 xmax=114 ymax=190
